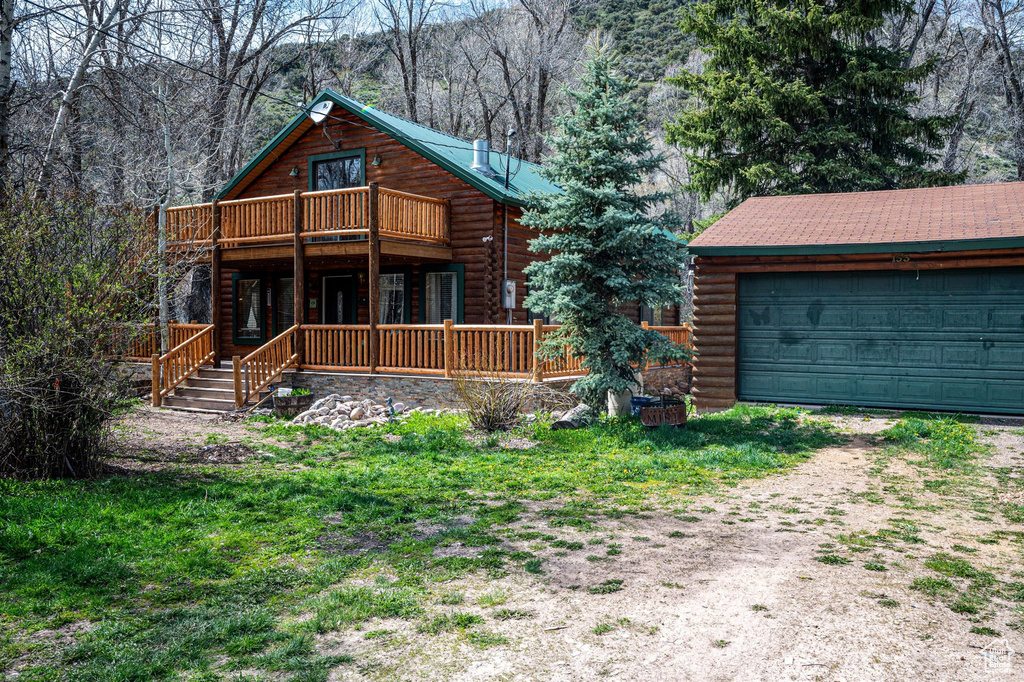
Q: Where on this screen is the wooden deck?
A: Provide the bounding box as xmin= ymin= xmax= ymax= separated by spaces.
xmin=164 ymin=184 xmax=451 ymax=261
xmin=145 ymin=321 xmax=692 ymax=409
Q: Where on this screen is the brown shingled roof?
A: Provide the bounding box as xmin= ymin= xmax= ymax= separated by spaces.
xmin=688 ymin=181 xmax=1024 ymax=254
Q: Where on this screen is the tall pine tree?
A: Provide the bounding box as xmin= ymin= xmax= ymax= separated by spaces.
xmin=523 ymin=45 xmax=687 ymax=408
xmin=666 ymin=0 xmax=961 ymax=203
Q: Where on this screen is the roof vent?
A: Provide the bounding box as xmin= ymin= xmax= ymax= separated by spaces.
xmin=471 ymin=139 xmax=496 ymax=177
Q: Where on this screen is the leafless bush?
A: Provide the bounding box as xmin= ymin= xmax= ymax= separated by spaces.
xmin=0 ymin=189 xmax=155 ymax=479
xmin=451 ymin=370 xmax=577 ymax=432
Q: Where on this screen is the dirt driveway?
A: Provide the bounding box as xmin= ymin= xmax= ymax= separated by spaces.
xmin=319 ymin=414 xmax=1024 ymax=681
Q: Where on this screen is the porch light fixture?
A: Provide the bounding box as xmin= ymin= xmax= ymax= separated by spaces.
xmin=371 ymin=154 xmax=382 ymax=166
xmin=289 ymin=167 xmax=299 ymax=177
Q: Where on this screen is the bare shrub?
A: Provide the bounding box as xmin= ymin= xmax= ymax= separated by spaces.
xmin=0 ymin=189 xmax=155 ymax=479
xmin=451 ymin=370 xmax=577 ymax=432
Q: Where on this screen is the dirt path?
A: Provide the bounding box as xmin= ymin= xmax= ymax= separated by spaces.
xmin=322 ymin=416 xmax=1024 ymax=681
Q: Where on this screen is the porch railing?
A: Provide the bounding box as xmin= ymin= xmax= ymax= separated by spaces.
xmin=302 ymin=324 xmax=371 ymax=371
xmin=166 ymin=204 xmax=214 ymax=247
xmin=166 ymin=185 xmax=450 ymax=250
xmin=645 ymin=324 xmax=692 ymax=368
xmin=281 ymin=321 xmax=691 ymax=381
xmin=151 ymin=324 xmax=215 ymax=406
xmin=232 ymin=325 xmax=300 ymax=408
xmin=220 ymin=193 xmax=295 ymax=246
xmin=378 ymin=324 xmax=446 ymax=374
xmin=125 ymin=322 xmax=212 ymax=362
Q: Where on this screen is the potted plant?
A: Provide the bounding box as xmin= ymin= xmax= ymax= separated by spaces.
xmin=273 ymin=387 xmax=314 ymax=418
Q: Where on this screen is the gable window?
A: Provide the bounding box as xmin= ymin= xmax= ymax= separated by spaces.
xmin=310 ymin=150 xmax=364 ymax=191
xmin=379 ymin=273 xmax=406 ymax=324
xmin=234 ymin=276 xmax=264 ymax=344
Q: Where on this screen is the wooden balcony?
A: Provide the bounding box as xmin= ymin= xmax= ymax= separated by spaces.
xmin=165 ymin=184 xmax=451 ymax=262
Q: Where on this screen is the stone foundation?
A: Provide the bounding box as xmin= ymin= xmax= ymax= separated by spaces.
xmin=288 ymin=371 xmax=574 ymax=410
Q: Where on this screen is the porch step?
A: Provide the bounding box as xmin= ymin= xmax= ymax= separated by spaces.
xmin=162 ymin=393 xmax=237 ymax=411
xmin=158 ymin=365 xmax=291 ymax=413
xmin=158 ymin=365 xmax=238 ymax=412
xmin=185 ymin=376 xmax=235 ymax=389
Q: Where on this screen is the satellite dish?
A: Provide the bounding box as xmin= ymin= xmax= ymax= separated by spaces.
xmin=308 ymin=100 xmax=333 ymax=124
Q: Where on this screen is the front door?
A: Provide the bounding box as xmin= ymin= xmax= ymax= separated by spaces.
xmin=322 ymin=276 xmax=357 ymax=324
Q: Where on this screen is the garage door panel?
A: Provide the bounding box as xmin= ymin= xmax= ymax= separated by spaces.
xmin=901 ymin=308 xmax=943 ymax=329
xmin=737 ymin=268 xmax=1024 ymax=414
xmin=990 ymin=346 xmax=1024 ymax=366
xmin=990 ymin=310 xmax=1024 ymax=330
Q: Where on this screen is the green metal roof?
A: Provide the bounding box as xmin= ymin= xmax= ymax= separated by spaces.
xmin=217 ymin=88 xmax=561 ymax=206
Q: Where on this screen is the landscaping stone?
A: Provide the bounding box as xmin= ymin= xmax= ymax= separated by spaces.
xmin=552 ymin=404 xmax=593 ymax=430
xmin=290 ymin=395 xmax=425 ymax=431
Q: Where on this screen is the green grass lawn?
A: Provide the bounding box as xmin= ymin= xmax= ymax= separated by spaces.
xmin=0 ymin=405 xmax=840 ymax=681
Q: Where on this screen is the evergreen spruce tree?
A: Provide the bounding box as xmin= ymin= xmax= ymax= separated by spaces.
xmin=523 ymin=45 xmax=688 ymax=408
xmin=666 ymin=0 xmax=961 ymax=203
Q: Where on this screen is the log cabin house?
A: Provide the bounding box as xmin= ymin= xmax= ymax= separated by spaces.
xmin=145 ymin=89 xmax=690 ymax=411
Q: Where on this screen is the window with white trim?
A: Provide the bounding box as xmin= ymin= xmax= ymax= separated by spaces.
xmin=425 ymin=271 xmax=457 ymax=324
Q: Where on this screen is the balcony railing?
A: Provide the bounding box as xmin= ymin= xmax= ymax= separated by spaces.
xmin=165 ymin=185 xmax=450 ymax=250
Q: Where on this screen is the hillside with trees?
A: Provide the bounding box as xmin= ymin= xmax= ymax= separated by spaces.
xmin=4 ymin=0 xmax=1024 ymax=228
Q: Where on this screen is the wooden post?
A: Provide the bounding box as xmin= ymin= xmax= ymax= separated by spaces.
xmin=151 ymin=353 xmax=161 ymax=406
xmin=444 ymin=318 xmax=455 ymax=378
xmin=210 ymin=199 xmax=222 ymax=367
xmin=641 ymin=320 xmax=650 ymax=370
xmin=443 ymin=197 xmax=452 ymax=242
xmin=368 ymin=182 xmax=380 ymax=374
xmin=293 ymin=189 xmax=305 ymax=369
xmin=232 ymin=355 xmax=244 ymax=408
xmin=532 ymin=318 xmax=544 ymax=383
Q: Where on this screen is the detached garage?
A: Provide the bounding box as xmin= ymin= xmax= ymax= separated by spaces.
xmin=687 ymin=182 xmax=1024 ymax=415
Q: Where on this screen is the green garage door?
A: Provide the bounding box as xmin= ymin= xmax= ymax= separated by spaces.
xmin=737 ymin=268 xmax=1024 ymax=414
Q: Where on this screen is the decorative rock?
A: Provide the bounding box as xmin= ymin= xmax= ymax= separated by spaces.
xmin=330 ymin=418 xmax=347 ymax=429
xmin=350 ymin=406 xmax=365 ymax=420
xmin=392 ymin=402 xmax=405 ymax=413
xmin=552 ymin=404 xmax=592 ymax=430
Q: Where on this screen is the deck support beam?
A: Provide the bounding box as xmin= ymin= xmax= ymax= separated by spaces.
xmin=210 ymin=199 xmax=222 ymax=367
xmin=293 ymin=190 xmax=305 ymax=368
xmin=368 ymin=182 xmax=380 ymax=374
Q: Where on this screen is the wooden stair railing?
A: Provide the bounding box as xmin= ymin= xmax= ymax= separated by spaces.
xmin=232 ymin=325 xmax=300 ymax=408
xmin=151 ymin=324 xmax=215 ymax=406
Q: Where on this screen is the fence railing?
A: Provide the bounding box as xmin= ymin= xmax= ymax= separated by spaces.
xmin=164 ymin=185 xmax=450 ymax=249
xmin=302 ymin=324 xmax=371 ymax=371
xmin=166 ymin=204 xmax=214 ymax=248
xmin=303 ymin=187 xmax=369 ymax=239
xmin=378 ymin=324 xmax=446 ymax=374
xmin=287 ymin=321 xmax=690 ymax=381
xmin=219 ymin=193 xmax=295 ymax=247
xmin=123 ymin=322 xmax=211 ymax=362
xmin=378 ymin=188 xmax=448 ymax=242
xmin=232 ymin=325 xmax=300 ymax=408
xmin=450 ymin=324 xmax=536 ymax=377
xmin=151 ymin=324 xmax=215 ymax=406
xmin=539 ymin=324 xmax=588 ymax=378
xmin=645 ymin=324 xmax=692 ymax=368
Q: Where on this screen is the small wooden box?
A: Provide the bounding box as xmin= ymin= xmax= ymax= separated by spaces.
xmin=640 ymin=398 xmax=687 ymax=427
